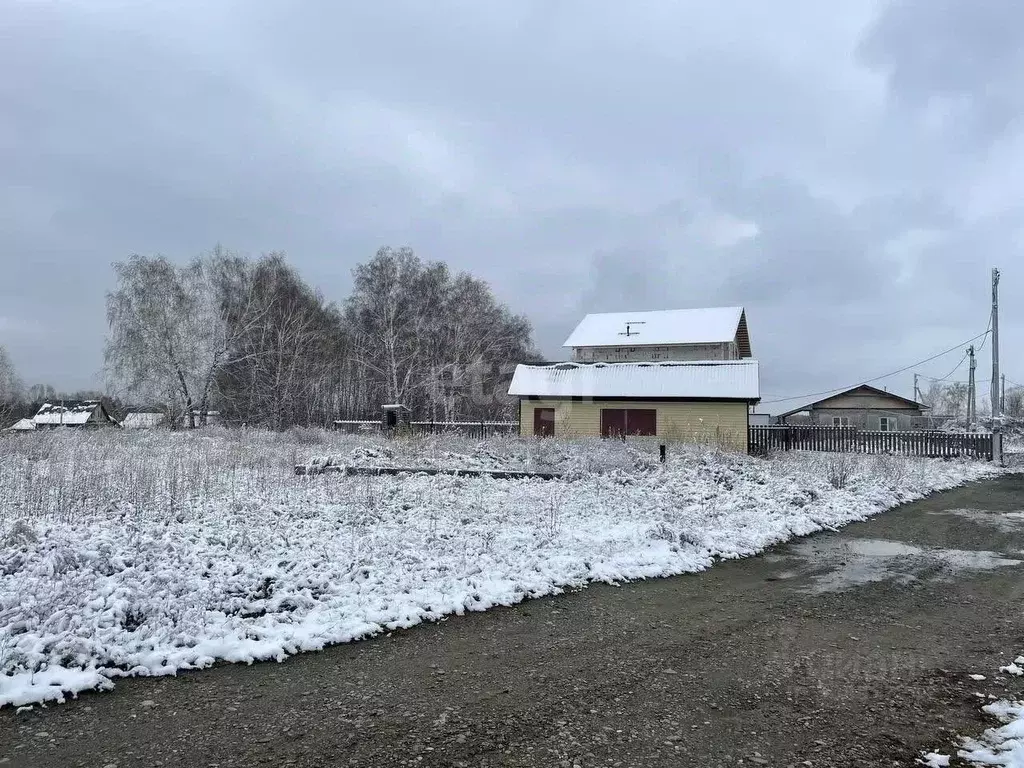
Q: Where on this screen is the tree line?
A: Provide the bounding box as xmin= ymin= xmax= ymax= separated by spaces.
xmin=98 ymin=246 xmax=536 ymax=429
xmin=919 ymin=379 xmax=1024 ymax=422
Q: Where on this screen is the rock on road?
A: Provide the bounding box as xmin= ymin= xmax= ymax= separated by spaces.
xmin=4 ymin=474 xmax=1024 ymax=768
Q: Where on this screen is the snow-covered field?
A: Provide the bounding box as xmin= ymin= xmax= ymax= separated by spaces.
xmin=0 ymin=429 xmax=1003 ymax=708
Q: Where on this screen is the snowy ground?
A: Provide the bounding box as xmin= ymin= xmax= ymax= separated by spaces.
xmin=921 ymin=655 xmax=1024 ymax=767
xmin=0 ymin=429 xmax=1004 ymax=708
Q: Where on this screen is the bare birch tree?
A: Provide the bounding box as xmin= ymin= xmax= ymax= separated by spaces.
xmin=343 ymin=247 xmax=535 ymax=420
xmin=0 ymin=345 xmax=23 ymax=425
xmin=105 ymin=245 xmax=536 ymax=429
xmin=105 ymin=249 xmax=263 ymax=428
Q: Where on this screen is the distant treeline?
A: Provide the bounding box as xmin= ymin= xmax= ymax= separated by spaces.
xmin=98 ymin=245 xmax=537 ymax=429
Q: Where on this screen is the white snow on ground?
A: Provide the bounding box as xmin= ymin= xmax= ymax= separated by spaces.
xmin=1001 ymin=659 xmax=1024 ymax=677
xmin=959 ymin=696 xmax=1024 ymax=766
xmin=922 ymin=655 xmax=1024 ymax=767
xmin=0 ymin=430 xmax=1004 ymax=707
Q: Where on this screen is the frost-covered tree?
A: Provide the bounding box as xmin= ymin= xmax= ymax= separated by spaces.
xmin=343 ymin=247 xmax=536 ymax=420
xmin=217 ymin=255 xmax=345 ymax=429
xmin=106 ymin=245 xmax=536 ymax=428
xmin=26 ymin=383 xmax=56 ymax=403
xmin=0 ymin=345 xmax=23 ymax=425
xmin=941 ymin=382 xmax=969 ymax=419
xmin=105 ymin=248 xmax=263 ymax=428
xmin=1005 ymin=387 xmax=1024 ymax=418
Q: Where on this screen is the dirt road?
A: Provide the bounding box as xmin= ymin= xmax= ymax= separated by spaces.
xmin=4 ymin=474 xmax=1024 ymax=768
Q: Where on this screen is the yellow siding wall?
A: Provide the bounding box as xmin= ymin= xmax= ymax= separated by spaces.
xmin=519 ymin=399 xmax=749 ymax=451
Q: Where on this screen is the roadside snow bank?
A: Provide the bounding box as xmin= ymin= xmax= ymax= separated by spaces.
xmin=0 ymin=435 xmax=1002 ymax=707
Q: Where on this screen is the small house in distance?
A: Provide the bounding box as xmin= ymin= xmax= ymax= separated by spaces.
xmin=564 ymin=306 xmax=752 ymax=363
xmin=509 ymin=360 xmax=761 ymax=450
xmin=32 ymin=401 xmax=118 ymax=428
xmin=122 ymin=410 xmax=168 ymax=429
xmin=776 ymin=384 xmax=928 ymax=432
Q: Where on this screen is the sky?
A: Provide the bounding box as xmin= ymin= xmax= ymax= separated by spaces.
xmin=2 ymin=0 xmax=1023 ymax=411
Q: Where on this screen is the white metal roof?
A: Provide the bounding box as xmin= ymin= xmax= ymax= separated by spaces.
xmin=6 ymin=418 xmax=36 ymax=431
xmin=508 ymin=360 xmax=760 ymax=401
xmin=563 ymin=307 xmax=745 ymax=349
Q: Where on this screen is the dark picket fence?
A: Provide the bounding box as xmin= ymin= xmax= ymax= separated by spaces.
xmin=749 ymin=425 xmax=994 ymax=460
xmin=409 ymin=421 xmax=518 ymax=439
xmin=333 ymin=420 xmax=518 ymax=440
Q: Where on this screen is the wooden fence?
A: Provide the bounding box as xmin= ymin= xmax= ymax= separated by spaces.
xmin=748 ymin=425 xmax=994 ymax=460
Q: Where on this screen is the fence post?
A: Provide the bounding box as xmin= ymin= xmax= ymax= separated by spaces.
xmin=992 ymin=429 xmax=1002 ymax=465
xmin=660 ymin=443 xmax=667 ymax=464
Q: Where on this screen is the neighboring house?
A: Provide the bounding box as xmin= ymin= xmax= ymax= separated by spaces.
xmin=564 ymin=306 xmax=752 ymax=363
xmin=32 ymin=400 xmax=119 ymax=428
xmin=776 ymin=384 xmax=928 ymax=432
xmin=5 ymin=418 xmax=36 ymax=432
xmin=508 ymin=360 xmax=761 ymax=451
xmin=122 ymin=411 xmax=168 ymax=429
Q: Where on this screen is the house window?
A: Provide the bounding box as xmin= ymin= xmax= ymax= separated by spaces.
xmin=600 ymin=408 xmax=657 ymax=437
xmin=832 ymin=417 xmax=850 ymax=426
xmin=879 ymin=416 xmax=896 ymax=432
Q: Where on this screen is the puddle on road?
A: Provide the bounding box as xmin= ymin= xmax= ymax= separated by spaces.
xmin=788 ymin=537 xmax=1021 ymax=593
xmin=928 ymin=508 xmax=1024 ymax=533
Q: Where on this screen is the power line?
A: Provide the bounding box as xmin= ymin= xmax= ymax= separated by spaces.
xmin=977 ymin=310 xmax=993 ymax=353
xmin=920 ymin=351 xmax=970 ymax=384
xmin=762 ymin=330 xmax=991 ymax=406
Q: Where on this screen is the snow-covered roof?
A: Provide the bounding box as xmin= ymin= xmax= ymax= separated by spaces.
xmin=509 ymin=360 xmax=760 ymax=401
xmin=122 ymin=412 xmax=166 ymax=429
xmin=5 ymin=418 xmax=36 ymax=431
xmin=563 ymin=307 xmax=751 ymax=356
xmin=775 ymin=384 xmax=927 ymax=418
xmin=32 ymin=401 xmax=104 ymax=425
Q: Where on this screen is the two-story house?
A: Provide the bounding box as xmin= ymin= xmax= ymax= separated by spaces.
xmin=508 ymin=307 xmax=760 ymax=450
xmin=565 ymin=306 xmax=752 ymax=363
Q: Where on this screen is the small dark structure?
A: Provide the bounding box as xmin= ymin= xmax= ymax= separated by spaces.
xmin=381 ymin=404 xmax=411 ymax=432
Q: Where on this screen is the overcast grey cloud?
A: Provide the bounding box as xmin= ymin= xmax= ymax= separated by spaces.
xmin=1 ymin=0 xmax=1022 ymax=408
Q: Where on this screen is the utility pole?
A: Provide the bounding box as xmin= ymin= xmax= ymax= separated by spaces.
xmin=991 ymin=267 xmax=1001 ymax=419
xmin=968 ymin=345 xmax=977 ymax=429
xmin=1002 ymin=373 xmax=1007 ymax=414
